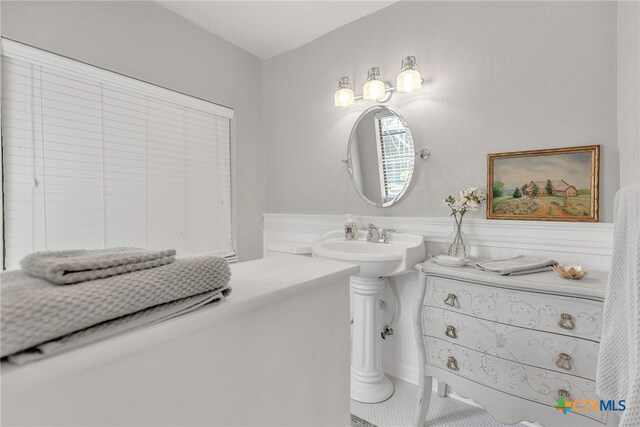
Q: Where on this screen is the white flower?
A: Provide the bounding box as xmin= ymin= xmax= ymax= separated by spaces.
xmin=443 ymin=186 xmax=485 ymax=215
xmin=466 ymin=202 xmax=479 ymax=212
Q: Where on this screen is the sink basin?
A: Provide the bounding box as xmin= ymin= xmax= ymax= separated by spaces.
xmin=311 ymin=230 xmax=425 ymax=277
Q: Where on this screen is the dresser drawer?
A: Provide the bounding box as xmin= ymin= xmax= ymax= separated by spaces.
xmin=425 ymin=337 xmax=606 ymax=423
xmin=425 ymin=276 xmax=603 ymax=341
xmin=422 ymin=307 xmax=600 ymax=380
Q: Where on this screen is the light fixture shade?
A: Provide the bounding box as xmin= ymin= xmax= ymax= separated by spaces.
xmin=363 ymin=80 xmax=385 ymax=101
xmin=363 ymin=67 xmax=386 ymax=101
xmin=396 ymin=56 xmax=422 ymax=93
xmin=334 ymin=76 xmax=355 ymax=107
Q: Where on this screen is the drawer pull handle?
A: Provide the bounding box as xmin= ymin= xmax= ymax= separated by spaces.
xmin=445 ymin=325 xmax=457 ymax=339
xmin=556 ymin=353 xmax=573 ymax=371
xmin=446 ymin=356 xmax=458 ymax=371
xmin=558 ymin=389 xmax=571 ymax=400
xmin=444 ymin=294 xmax=457 ymax=307
xmin=558 ymin=313 xmax=575 ymax=330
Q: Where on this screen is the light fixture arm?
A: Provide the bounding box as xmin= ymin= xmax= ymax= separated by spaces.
xmin=353 ymin=78 xmax=424 ymax=103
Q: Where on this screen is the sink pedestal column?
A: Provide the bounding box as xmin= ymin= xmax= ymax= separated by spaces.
xmin=350 ymin=276 xmax=393 ymax=403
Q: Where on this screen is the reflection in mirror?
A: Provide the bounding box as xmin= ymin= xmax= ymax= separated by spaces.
xmin=347 ymin=106 xmax=415 ymax=207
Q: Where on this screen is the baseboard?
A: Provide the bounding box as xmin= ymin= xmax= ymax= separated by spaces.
xmin=382 ymin=359 xmax=419 ymax=386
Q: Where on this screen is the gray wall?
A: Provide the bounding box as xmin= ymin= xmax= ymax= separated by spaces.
xmin=263 ymin=1 xmax=619 ymax=221
xmin=1 ymin=1 xmax=264 ymax=261
xmin=617 ymin=1 xmax=640 ymax=189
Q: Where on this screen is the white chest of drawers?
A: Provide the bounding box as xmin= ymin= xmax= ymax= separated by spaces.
xmin=413 ymin=261 xmax=617 ymax=427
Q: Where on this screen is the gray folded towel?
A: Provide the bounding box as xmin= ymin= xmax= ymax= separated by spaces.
xmin=20 ymin=248 xmax=176 ymax=285
xmin=475 ymin=255 xmax=557 ymax=276
xmin=1 ymin=255 xmax=231 ymax=357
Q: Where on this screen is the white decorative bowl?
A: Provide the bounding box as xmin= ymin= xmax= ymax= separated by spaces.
xmin=553 ymin=265 xmax=588 ymax=280
xmin=431 ymin=255 xmax=469 ymax=268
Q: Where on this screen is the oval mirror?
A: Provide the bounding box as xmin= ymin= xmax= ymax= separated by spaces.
xmin=346 ymin=106 xmax=415 ymax=207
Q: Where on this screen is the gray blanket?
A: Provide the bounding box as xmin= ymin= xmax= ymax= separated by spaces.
xmin=7 ymin=286 xmax=231 ymax=364
xmin=20 ymin=248 xmax=177 ymax=285
xmin=1 ymin=256 xmax=231 ymax=358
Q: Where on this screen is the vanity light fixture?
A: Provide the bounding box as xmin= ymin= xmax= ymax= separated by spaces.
xmin=334 ymin=56 xmax=424 ymax=107
xmin=334 ymin=76 xmax=355 ymax=107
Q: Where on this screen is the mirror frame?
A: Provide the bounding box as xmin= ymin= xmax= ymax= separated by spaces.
xmin=346 ymin=105 xmax=415 ymax=207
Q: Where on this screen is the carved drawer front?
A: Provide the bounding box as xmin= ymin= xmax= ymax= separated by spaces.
xmin=425 ymin=338 xmax=606 ymax=423
xmin=425 ymin=276 xmax=603 ymax=341
xmin=422 ymin=307 xmax=600 ymax=380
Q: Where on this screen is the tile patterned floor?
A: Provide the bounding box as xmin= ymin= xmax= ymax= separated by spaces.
xmin=351 ymin=414 xmax=377 ymax=427
xmin=351 ymin=376 xmax=525 ymax=427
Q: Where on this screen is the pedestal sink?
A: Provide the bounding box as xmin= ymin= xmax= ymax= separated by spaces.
xmin=312 ymin=230 xmax=425 ymax=403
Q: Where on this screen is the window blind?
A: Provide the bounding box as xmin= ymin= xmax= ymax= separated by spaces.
xmin=377 ymin=115 xmax=414 ymax=202
xmin=1 ymin=39 xmax=235 ymax=270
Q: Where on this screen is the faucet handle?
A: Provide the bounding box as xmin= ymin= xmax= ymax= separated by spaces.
xmin=362 ymin=223 xmax=377 ymax=230
xmin=380 ymin=228 xmax=395 ymax=243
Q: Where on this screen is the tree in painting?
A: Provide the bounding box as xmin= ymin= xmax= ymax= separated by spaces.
xmin=531 ymin=184 xmax=539 ymax=197
xmin=545 ymin=179 xmax=554 ymax=196
xmin=492 ymin=181 xmax=505 ymax=197
xmin=513 ymin=187 xmax=523 ymax=198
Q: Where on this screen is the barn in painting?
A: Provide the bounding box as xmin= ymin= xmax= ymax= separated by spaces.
xmin=524 ymin=180 xmax=578 ymax=197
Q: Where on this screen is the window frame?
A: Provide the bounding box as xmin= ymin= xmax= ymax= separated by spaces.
xmin=0 ymin=38 xmax=237 ymax=269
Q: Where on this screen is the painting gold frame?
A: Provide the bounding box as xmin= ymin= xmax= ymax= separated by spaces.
xmin=486 ymin=145 xmax=600 ymax=222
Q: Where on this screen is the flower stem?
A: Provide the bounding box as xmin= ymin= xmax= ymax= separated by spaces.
xmin=448 ymin=211 xmax=466 ymax=258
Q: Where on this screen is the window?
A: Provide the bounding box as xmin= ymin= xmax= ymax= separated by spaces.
xmin=376 ymin=114 xmax=414 ymax=203
xmin=1 ymin=40 xmax=235 ymax=269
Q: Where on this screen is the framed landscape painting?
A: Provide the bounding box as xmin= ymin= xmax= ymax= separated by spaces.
xmin=487 ymin=145 xmax=600 ymax=222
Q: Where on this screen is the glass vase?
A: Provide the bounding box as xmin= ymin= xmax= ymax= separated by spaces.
xmin=447 ymin=216 xmax=467 ymax=259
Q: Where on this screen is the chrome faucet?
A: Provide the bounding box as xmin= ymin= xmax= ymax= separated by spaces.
xmin=361 ymin=223 xmax=395 ymax=243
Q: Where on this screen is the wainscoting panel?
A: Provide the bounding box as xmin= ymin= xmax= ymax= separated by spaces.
xmin=263 ymin=213 xmax=614 ymax=384
xmin=264 ymin=213 xmax=613 ymax=271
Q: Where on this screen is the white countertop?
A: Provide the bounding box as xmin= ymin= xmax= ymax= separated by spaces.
xmin=265 ymin=240 xmax=312 ymax=254
xmin=1 ymin=256 xmax=359 ymax=389
xmin=417 ymin=259 xmax=609 ymax=300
